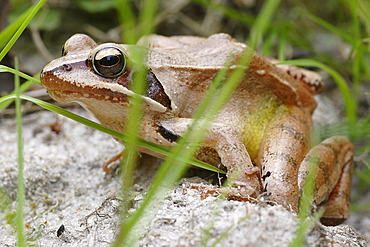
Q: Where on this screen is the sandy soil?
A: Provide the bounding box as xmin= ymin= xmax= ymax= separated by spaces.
xmin=0 ymin=106 xmax=368 ymax=246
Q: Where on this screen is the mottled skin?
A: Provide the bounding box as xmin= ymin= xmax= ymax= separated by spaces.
xmin=40 ymin=33 xmax=354 ymax=225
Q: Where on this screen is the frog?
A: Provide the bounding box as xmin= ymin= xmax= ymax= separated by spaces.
xmin=40 ymin=33 xmax=354 ymax=226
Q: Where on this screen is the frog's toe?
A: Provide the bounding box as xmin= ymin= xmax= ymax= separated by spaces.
xmin=320 ymin=217 xmax=346 ymax=226
xmin=224 ymin=182 xmax=260 ymax=200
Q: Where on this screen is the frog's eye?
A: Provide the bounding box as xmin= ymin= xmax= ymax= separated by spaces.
xmin=92 ymin=47 xmax=126 ymax=77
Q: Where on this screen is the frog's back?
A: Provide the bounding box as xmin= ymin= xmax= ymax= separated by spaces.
xmin=147 ymin=33 xmax=319 ymax=113
xmin=144 ymin=33 xmax=246 ymax=69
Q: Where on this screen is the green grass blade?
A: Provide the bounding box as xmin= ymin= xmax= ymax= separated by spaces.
xmin=139 ymin=0 xmax=159 ymax=36
xmin=289 ymin=211 xmax=323 ymax=247
xmin=0 ymin=94 xmax=222 ymax=174
xmin=0 ymin=65 xmax=40 ymax=85
xmin=340 ymin=0 xmax=363 ymax=111
xmin=302 ymin=10 xmax=370 ymax=56
xmin=0 ymin=80 xmax=35 ymax=112
xmin=0 ymin=0 xmax=48 ymax=62
xmin=112 ymin=2 xmax=160 ymax=245
xmin=0 ymin=188 xmax=13 ymax=225
xmin=289 ymin=148 xmax=324 ymax=247
xmin=116 ymin=49 xmax=147 ymax=224
xmin=0 ymin=6 xmax=34 ymax=49
xmin=0 ymin=65 xmax=40 ymax=112
xmin=191 ymin=0 xmax=254 ymax=26
xmin=14 ymin=59 xmax=26 ymax=247
xmin=114 ymin=0 xmax=137 ymax=44
xmin=209 ymin=213 xmax=251 ymax=247
xmin=247 ymin=0 xmax=281 ymax=49
xmin=118 ymin=0 xmax=160 ymax=207
xmin=357 ymin=0 xmax=370 ymax=33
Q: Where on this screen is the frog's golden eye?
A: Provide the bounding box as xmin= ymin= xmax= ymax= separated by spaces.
xmin=92 ymin=47 xmax=126 ymax=77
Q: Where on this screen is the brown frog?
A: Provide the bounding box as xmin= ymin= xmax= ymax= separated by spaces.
xmin=40 ymin=33 xmax=354 ymax=226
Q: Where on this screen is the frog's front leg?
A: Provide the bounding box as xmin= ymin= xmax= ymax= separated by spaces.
xmin=155 ymin=118 xmax=262 ymax=198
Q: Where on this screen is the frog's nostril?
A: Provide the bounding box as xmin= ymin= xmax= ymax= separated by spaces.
xmin=61 ymin=64 xmax=72 ymax=71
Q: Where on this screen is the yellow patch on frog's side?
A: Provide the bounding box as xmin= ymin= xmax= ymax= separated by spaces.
xmin=242 ymin=95 xmax=286 ymax=161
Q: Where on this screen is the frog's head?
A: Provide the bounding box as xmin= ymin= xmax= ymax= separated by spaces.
xmin=40 ymin=34 xmax=172 ymax=116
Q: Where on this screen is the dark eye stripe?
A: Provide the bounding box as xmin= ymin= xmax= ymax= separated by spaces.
xmin=146 ymin=71 xmax=172 ymax=110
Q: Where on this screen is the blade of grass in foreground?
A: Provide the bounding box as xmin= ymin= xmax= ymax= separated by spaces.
xmin=114 ymin=0 xmax=137 ymax=44
xmin=14 ymin=59 xmax=26 ymax=247
xmin=247 ymin=0 xmax=281 ymax=49
xmin=289 ymin=153 xmax=323 ymax=247
xmin=302 ymin=10 xmax=370 ymax=56
xmin=0 ymin=65 xmax=40 ymax=112
xmin=0 ymin=66 xmax=40 ymax=85
xmin=0 ymin=0 xmax=48 ymax=62
xmin=113 ymin=0 xmax=160 ymax=226
xmin=0 ymin=6 xmax=35 ymax=49
xmin=191 ymin=0 xmax=254 ymax=26
xmin=0 ymin=94 xmax=221 ymax=174
xmin=117 ymin=42 xmax=148 ymax=219
xmin=199 ymin=1 xmax=283 ymax=241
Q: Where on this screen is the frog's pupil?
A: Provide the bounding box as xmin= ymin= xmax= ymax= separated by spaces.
xmin=101 ymin=55 xmax=119 ymax=66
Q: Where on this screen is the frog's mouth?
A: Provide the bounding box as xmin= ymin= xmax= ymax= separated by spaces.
xmin=40 ymin=69 xmax=130 ymax=105
xmin=40 ymin=61 xmax=171 ymax=112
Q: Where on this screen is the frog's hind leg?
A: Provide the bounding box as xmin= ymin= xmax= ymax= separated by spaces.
xmin=257 ymin=106 xmax=313 ymax=211
xmin=298 ymin=136 xmax=354 ymax=226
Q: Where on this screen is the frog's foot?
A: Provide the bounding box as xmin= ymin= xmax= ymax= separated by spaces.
xmin=184 ymin=181 xmax=260 ymax=202
xmin=103 ymin=152 xmax=123 ymax=172
xmin=223 ymin=182 xmax=261 ymax=201
xmin=319 ymin=152 xmax=352 ymax=226
xmin=298 ymin=136 xmax=354 ymax=226
xmin=185 ymin=183 xmax=221 ymax=199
